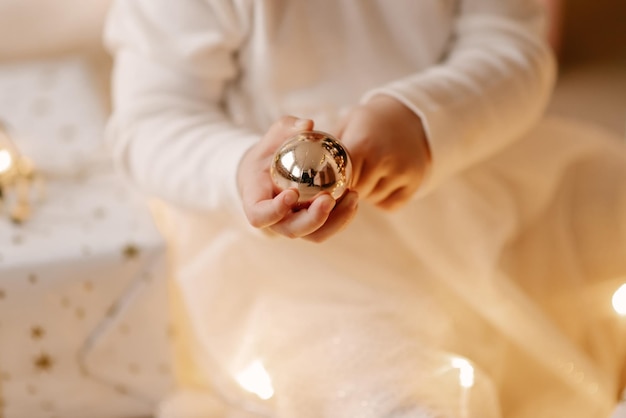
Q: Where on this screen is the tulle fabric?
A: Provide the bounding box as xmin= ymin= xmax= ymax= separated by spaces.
xmin=156 ymin=116 xmax=626 ymax=418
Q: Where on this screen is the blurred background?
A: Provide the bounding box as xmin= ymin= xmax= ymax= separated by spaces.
xmin=546 ymin=0 xmax=626 ymax=135
xmin=0 ymin=0 xmax=626 ymax=135
xmin=0 ymin=0 xmax=624 ymax=135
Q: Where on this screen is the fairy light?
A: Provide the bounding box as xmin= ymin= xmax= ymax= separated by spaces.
xmin=235 ymin=360 xmax=275 ymax=400
xmin=0 ymin=125 xmax=42 ymax=223
xmin=452 ymin=357 xmax=475 ymax=418
xmin=0 ymin=149 xmax=13 ymax=174
xmin=612 ymin=283 xmax=626 ymax=316
xmin=452 ymin=357 xmax=475 ymax=388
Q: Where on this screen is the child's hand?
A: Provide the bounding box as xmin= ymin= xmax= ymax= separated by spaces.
xmin=336 ymin=95 xmax=431 ymax=210
xmin=237 ymin=116 xmax=359 ymax=242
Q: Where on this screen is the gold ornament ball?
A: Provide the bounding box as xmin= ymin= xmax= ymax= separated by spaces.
xmin=270 ymin=131 xmax=353 ymax=205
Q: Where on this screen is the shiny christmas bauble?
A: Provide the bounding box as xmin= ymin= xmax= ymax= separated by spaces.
xmin=270 ymin=131 xmax=352 ymax=205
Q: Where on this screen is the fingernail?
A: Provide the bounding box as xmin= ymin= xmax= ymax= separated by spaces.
xmin=294 ymin=118 xmax=311 ymax=129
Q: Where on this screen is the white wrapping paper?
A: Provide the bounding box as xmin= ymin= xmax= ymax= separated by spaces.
xmin=0 ymin=56 xmax=173 ymax=418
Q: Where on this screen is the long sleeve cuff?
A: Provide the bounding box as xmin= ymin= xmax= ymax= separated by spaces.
xmin=362 ymin=14 xmax=556 ymax=197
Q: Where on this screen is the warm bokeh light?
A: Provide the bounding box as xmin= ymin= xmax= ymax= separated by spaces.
xmin=235 ymin=360 xmax=275 ymax=400
xmin=452 ymin=357 xmax=475 ymax=388
xmin=612 ymin=283 xmax=626 ymax=316
xmin=0 ymin=149 xmax=13 ymax=174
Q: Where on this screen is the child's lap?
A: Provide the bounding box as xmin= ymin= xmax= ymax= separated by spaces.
xmin=167 ymin=115 xmax=626 ymax=416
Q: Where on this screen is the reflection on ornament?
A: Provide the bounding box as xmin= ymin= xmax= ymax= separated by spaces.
xmin=235 ymin=360 xmax=274 ymax=400
xmin=612 ymin=283 xmax=626 ymax=316
xmin=271 ymin=131 xmax=352 ymax=206
xmin=0 ymin=120 xmax=42 ymax=224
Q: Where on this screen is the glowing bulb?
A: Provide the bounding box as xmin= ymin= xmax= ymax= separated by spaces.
xmin=0 ymin=149 xmax=13 ymax=174
xmin=612 ymin=283 xmax=626 ymax=316
xmin=452 ymin=357 xmax=475 ymax=388
xmin=235 ymin=360 xmax=274 ymax=400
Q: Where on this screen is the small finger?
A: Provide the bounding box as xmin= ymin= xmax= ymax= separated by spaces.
xmin=376 ymin=187 xmax=412 ymax=211
xmin=245 ymin=189 xmax=299 ymax=229
xmin=303 ymin=191 xmax=359 ymax=243
xmin=270 ymin=194 xmax=336 ymax=238
xmin=367 ymin=176 xmax=403 ymax=204
xmin=351 ymin=161 xmax=379 ymax=199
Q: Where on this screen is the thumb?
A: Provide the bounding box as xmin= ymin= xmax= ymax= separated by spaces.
xmin=263 ymin=116 xmax=314 ymax=149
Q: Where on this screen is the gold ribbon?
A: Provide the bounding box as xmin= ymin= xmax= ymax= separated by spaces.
xmin=0 ymin=120 xmax=41 ymax=224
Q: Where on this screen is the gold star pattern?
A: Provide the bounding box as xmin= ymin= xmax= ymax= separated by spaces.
xmin=57 ymin=124 xmax=76 ymax=143
xmin=166 ymin=324 xmax=178 ymax=339
xmin=122 ymin=244 xmax=140 ymax=260
xmin=33 ymin=353 xmax=54 ymax=372
xmin=119 ymin=323 xmax=130 ymax=335
xmin=114 ymin=384 xmax=129 ymax=396
xmin=83 ymin=281 xmax=93 ymax=292
xmin=40 ymin=399 xmax=55 ymax=412
xmin=105 ymin=303 xmax=119 ymax=317
xmin=10 ymin=211 xmax=26 ymax=225
xmin=75 ymin=307 xmax=85 ymax=320
xmin=31 ymin=326 xmax=45 ymax=340
xmin=93 ymin=207 xmax=106 ymax=220
xmin=39 ymin=67 xmax=58 ymax=87
xmin=142 ymin=272 xmax=153 ymax=283
xmin=31 ymin=97 xmax=50 ymax=117
xmin=128 ymin=363 xmax=141 ymax=375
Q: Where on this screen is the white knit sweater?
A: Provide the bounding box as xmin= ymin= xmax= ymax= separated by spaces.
xmin=105 ymin=0 xmax=554 ymax=212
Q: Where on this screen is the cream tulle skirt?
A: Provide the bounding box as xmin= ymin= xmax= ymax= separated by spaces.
xmin=156 ymin=116 xmax=626 ymax=418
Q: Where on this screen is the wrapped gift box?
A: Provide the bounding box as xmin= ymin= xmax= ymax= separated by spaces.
xmin=0 ymin=56 xmax=109 ymax=177
xmin=0 ymin=57 xmax=173 ymax=418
